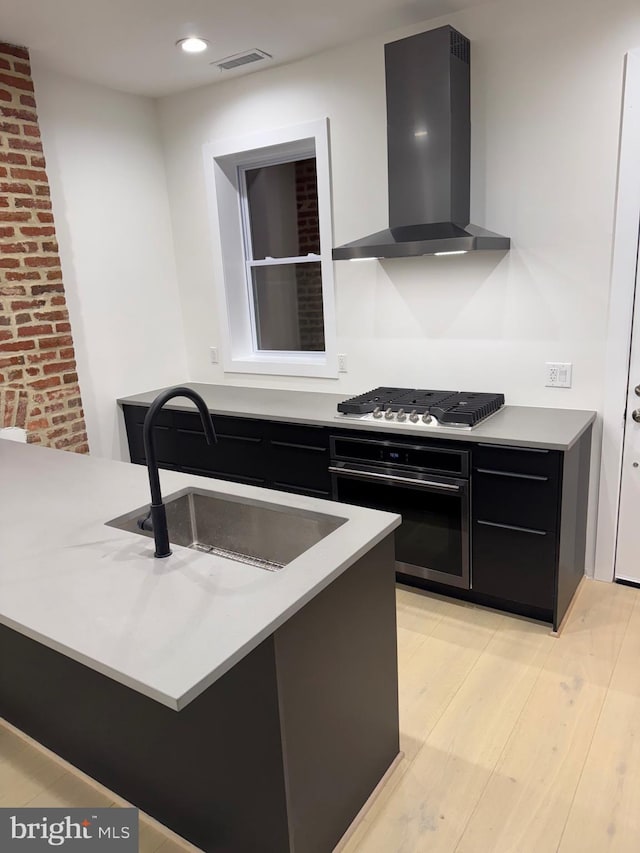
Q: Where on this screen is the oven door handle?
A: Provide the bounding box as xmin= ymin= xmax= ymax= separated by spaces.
xmin=328 ymin=465 xmax=461 ymax=492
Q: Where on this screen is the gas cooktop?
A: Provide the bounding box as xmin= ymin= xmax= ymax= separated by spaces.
xmin=336 ymin=387 xmax=505 ymax=429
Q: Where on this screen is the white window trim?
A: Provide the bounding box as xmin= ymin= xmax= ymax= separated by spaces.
xmin=203 ymin=119 xmax=337 ymax=378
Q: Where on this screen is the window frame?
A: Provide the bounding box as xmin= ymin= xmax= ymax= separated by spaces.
xmin=238 ymin=155 xmax=322 ymax=354
xmin=203 ymin=119 xmax=337 ymax=377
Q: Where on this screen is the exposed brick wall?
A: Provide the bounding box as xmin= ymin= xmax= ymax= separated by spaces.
xmin=295 ymin=158 xmax=324 ymax=352
xmin=0 ymin=43 xmax=88 ymax=452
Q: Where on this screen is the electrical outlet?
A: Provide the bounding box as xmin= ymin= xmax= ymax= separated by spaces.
xmin=338 ymin=353 xmax=348 ymax=373
xmin=209 ymin=347 xmax=219 ymax=364
xmin=545 ymin=362 xmax=572 ymax=388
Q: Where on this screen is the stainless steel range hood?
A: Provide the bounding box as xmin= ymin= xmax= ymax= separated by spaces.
xmin=333 ymin=26 xmax=510 ymax=260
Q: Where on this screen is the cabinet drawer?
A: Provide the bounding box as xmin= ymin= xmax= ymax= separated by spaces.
xmin=267 ymin=421 xmax=329 ymax=450
xmin=472 ymin=468 xmax=559 ymax=532
xmin=176 ymin=431 xmax=266 ymax=481
xmin=122 ymin=404 xmax=173 ymax=428
xmin=473 ymin=444 xmax=561 ymax=479
xmin=122 ymin=406 xmax=176 ymax=466
xmin=472 ymin=520 xmax=556 ymax=610
xmin=175 ymin=413 xmax=267 ymax=481
xmin=267 ymin=422 xmax=331 ymax=497
xmin=173 ymin=412 xmax=264 ymax=440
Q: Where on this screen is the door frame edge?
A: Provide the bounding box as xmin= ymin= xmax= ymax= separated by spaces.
xmin=595 ymin=47 xmax=640 ymax=582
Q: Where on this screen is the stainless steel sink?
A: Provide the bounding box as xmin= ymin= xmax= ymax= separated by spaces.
xmin=106 ymin=487 xmax=347 ymax=571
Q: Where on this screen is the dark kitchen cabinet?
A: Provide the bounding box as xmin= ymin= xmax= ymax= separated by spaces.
xmin=122 ymin=404 xmax=178 ymax=471
xmin=471 ymin=444 xmax=562 ymax=611
xmin=472 ymin=464 xmax=560 ymax=533
xmin=266 ymin=422 xmax=331 ymax=498
xmin=122 ymin=404 xmax=266 ymax=484
xmin=173 ymin=410 xmax=267 ymax=486
xmin=121 ymin=401 xmax=591 ymax=630
xmin=471 ymin=434 xmax=591 ymax=631
xmin=121 ymin=405 xmax=330 ymax=498
xmin=472 ymin=520 xmax=557 ymax=611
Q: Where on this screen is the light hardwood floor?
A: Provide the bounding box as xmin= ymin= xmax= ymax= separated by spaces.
xmin=2 ymin=578 xmax=639 ymax=852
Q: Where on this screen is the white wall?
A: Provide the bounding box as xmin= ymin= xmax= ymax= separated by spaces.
xmin=158 ymin=0 xmax=640 ymax=404
xmin=31 ymin=63 xmax=188 ymax=459
xmin=157 ymin=0 xmax=640 ymax=571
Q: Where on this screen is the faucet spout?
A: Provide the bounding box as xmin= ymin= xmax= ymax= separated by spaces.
xmin=142 ymin=387 xmax=217 ymax=558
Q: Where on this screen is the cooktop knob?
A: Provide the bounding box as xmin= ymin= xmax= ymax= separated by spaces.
xmin=409 ymin=410 xmax=419 ymax=423
xmin=396 ymin=408 xmax=406 ymax=422
xmin=384 ymin=407 xmax=394 ymax=420
xmin=372 ymin=406 xmax=382 ymax=418
xmin=422 ymin=413 xmax=434 ymax=424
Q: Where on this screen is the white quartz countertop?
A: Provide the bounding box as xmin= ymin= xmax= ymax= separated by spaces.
xmin=0 ymin=442 xmax=400 ymax=711
xmin=118 ymin=384 xmax=596 ymax=451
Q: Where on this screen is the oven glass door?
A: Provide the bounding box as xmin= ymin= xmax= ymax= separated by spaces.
xmin=330 ymin=462 xmax=470 ymax=589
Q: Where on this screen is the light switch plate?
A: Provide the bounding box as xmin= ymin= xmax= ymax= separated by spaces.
xmin=209 ymin=347 xmax=219 ymax=364
xmin=545 ymin=362 xmax=572 ymax=388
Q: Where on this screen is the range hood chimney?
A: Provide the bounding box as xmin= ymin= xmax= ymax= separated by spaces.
xmin=333 ymin=26 xmax=510 ymax=260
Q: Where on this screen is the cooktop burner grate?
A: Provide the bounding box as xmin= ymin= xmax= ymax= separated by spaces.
xmin=392 ymin=390 xmax=461 ymax=412
xmin=337 ymin=387 xmax=505 ymax=427
xmin=336 ymin=387 xmax=410 ymax=413
xmin=430 ymin=393 xmax=505 ymax=426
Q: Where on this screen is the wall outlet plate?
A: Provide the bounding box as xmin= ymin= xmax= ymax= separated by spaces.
xmin=338 ymin=353 xmax=348 ymax=373
xmin=545 ymin=362 xmax=572 ymax=388
xmin=209 ymin=346 xmax=219 ymax=364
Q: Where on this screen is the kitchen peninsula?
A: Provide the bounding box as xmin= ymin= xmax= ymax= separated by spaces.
xmin=0 ymin=441 xmax=401 ymax=853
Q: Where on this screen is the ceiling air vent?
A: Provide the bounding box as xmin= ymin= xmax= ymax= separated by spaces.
xmin=212 ymin=49 xmax=272 ymax=71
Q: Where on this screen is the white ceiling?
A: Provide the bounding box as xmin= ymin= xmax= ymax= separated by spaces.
xmin=0 ymin=0 xmax=493 ymax=97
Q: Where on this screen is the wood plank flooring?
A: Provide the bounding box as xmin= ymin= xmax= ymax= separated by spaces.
xmin=1 ymin=578 xmax=639 ymax=852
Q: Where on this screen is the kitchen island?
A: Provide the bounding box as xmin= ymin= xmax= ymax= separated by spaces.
xmin=0 ymin=441 xmax=401 ymax=853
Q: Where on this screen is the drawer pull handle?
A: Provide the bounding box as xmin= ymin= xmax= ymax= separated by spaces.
xmin=476 ymin=468 xmax=549 ymax=482
xmin=477 ymin=443 xmax=549 ymax=454
xmin=328 ymin=465 xmax=460 ymax=491
xmin=477 ymin=519 xmax=547 ymax=536
xmin=136 ymin=423 xmax=170 ymax=431
xmin=271 ymin=441 xmax=326 ymax=452
xmin=177 ymin=428 xmax=261 ymax=443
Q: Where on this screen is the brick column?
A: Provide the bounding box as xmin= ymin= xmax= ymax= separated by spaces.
xmin=0 ymin=42 xmax=88 ymax=452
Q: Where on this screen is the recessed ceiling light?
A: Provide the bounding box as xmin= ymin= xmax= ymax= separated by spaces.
xmin=176 ymin=38 xmax=209 ymax=54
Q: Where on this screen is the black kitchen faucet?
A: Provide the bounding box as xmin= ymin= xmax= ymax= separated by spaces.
xmin=142 ymin=386 xmax=217 ymax=557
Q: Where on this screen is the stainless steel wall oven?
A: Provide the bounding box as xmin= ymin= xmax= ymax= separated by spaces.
xmin=329 ymin=434 xmax=470 ymax=589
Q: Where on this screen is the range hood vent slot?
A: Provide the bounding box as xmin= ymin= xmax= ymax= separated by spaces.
xmin=333 ymin=26 xmax=509 ymax=260
xmin=450 ymin=30 xmax=470 ymax=64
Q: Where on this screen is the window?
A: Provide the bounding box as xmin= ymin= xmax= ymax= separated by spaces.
xmin=204 ymin=120 xmax=337 ymax=377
